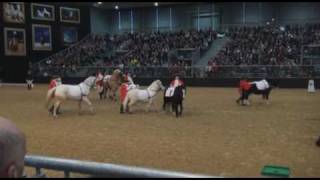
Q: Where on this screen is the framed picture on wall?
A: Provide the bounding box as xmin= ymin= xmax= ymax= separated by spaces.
xmin=4 ymin=27 xmax=26 ymax=56
xmin=61 ymin=26 xmax=78 ymax=46
xmin=32 ymin=24 xmax=52 ymax=51
xmin=3 ymin=2 xmax=25 ymax=23
xmin=31 ymin=3 xmax=55 ymax=21
xmin=60 ymin=7 xmax=80 ymax=23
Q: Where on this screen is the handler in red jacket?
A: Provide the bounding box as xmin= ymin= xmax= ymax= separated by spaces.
xmin=119 ymin=79 xmax=129 ymax=114
xmin=236 ymin=77 xmax=252 ymax=105
xmin=170 ymin=76 xmax=184 ymax=87
xmin=48 ymin=75 xmax=62 ymax=114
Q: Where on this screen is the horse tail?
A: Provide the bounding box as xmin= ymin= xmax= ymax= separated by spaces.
xmin=45 ymin=87 xmax=56 ymax=109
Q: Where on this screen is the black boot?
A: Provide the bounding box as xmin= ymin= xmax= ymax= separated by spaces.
xmin=120 ymin=104 xmax=124 ymax=114
xmin=316 ymin=137 xmax=320 ymax=147
xmin=57 ymin=106 xmax=62 ymax=115
xmin=49 ymin=105 xmax=54 ymax=114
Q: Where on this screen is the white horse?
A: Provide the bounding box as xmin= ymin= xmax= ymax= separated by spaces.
xmin=123 ymin=80 xmax=165 ymax=113
xmin=45 ymin=76 xmax=96 ymax=118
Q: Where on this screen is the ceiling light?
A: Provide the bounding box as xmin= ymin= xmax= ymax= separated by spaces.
xmin=115 ymin=5 xmax=119 ymax=10
xmin=154 ymin=2 xmax=158 ymax=6
xmin=97 ymin=2 xmax=102 ymax=5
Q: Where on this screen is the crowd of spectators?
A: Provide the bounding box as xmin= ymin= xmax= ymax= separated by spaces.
xmin=206 ymin=23 xmax=320 ymax=77
xmin=42 ymin=34 xmax=109 ymax=73
xmin=38 ymin=28 xmax=216 ymax=77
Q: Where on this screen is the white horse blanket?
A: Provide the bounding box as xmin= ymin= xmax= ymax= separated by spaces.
xmin=251 ymin=79 xmax=270 ymax=90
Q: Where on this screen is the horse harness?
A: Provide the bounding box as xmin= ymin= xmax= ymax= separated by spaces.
xmin=78 ymin=78 xmax=95 ymax=101
xmin=78 ymin=85 xmax=86 ymax=101
xmin=146 ymin=88 xmax=159 ymax=99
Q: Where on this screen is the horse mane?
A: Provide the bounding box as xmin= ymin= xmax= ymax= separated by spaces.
xmin=83 ymin=76 xmax=96 ymax=87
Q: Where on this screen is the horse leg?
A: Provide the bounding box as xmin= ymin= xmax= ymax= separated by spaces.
xmin=128 ymin=99 xmax=136 ymax=114
xmin=82 ymin=96 xmax=95 ymax=115
xmin=146 ymin=99 xmax=153 ymax=112
xmin=265 ymin=92 xmax=270 ymax=105
xmin=103 ymin=87 xmax=108 ymax=99
xmin=99 ymin=88 xmax=103 ymax=100
xmin=53 ymin=101 xmax=62 ymax=118
xmin=78 ymin=100 xmax=83 ymax=115
xmin=163 ymin=98 xmax=166 ymax=111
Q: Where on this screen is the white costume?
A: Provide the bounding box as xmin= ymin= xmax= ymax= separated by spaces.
xmin=165 ymin=86 xmax=175 ymax=97
xmin=251 ymin=79 xmax=270 ymax=90
xmin=168 ymin=78 xmax=186 ymax=98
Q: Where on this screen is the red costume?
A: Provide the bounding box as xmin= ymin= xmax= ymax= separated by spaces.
xmin=239 ymin=79 xmax=251 ymax=93
xmin=49 ymin=79 xmax=58 ymax=90
xmin=170 ymin=79 xmax=184 ymax=87
xmin=120 ymin=83 xmax=129 ymax=103
xmin=96 ymin=72 xmax=104 ymax=87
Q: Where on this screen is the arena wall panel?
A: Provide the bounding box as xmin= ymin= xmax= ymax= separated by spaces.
xmin=33 ymin=77 xmax=319 ymax=89
xmin=0 ymin=2 xmax=91 ymax=83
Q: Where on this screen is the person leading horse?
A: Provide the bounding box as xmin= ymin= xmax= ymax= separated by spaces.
xmin=236 ymin=77 xmax=277 ymax=106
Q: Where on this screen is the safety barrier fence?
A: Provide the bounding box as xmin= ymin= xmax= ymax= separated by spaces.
xmin=33 ymin=65 xmax=320 ymax=79
xmin=24 ymin=155 xmax=220 ymax=178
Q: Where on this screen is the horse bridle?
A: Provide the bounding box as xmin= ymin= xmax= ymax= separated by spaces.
xmin=79 ymin=77 xmax=96 ymax=99
xmin=146 ymin=82 xmax=163 ymax=99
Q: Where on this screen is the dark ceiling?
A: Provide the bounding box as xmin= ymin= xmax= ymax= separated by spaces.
xmin=78 ymin=2 xmax=201 ymax=9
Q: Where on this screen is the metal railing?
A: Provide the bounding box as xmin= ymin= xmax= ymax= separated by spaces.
xmin=33 ymin=65 xmax=320 ymax=79
xmin=25 ymin=155 xmax=219 ymax=178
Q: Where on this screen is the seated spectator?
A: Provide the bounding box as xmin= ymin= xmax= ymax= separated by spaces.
xmin=0 ymin=117 xmax=26 ymax=178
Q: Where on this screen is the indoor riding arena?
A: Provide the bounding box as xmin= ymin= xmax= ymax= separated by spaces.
xmin=0 ymin=2 xmax=320 ymax=178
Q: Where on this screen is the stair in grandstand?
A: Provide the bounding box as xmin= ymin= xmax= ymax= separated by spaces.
xmin=195 ymin=36 xmax=230 ymax=66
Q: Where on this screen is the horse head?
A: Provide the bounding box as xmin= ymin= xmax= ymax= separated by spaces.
xmin=113 ymin=69 xmax=122 ymax=76
xmin=84 ymin=76 xmax=97 ymax=89
xmin=156 ymin=80 xmax=165 ymax=91
xmin=148 ymin=80 xmax=165 ymax=92
xmin=266 ymin=78 xmax=279 ymax=88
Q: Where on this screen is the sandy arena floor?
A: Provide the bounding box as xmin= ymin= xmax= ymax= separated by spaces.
xmin=0 ymin=84 xmax=320 ymax=177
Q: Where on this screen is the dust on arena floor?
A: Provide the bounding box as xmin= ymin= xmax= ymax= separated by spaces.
xmin=0 ymin=84 xmax=320 ymax=177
